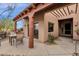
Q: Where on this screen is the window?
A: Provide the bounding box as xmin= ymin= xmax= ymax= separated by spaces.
xmin=48 ymin=22 xmax=54 ymax=32
xmin=34 ymin=23 xmax=38 ymax=30
xmin=34 ymin=23 xmax=38 ymax=39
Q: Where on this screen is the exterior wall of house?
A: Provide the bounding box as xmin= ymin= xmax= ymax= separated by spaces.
xmin=44 ymin=12 xmax=58 ymax=38
xmin=42 ymin=4 xmax=79 ymax=42
xmin=17 ymin=3 xmax=79 ymax=43
xmin=35 ymin=13 xmax=47 ymax=43
xmin=76 ymin=4 xmax=79 ymax=39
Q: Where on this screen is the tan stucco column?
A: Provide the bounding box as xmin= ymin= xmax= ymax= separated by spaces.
xmin=38 ymin=14 xmax=47 ymax=43
xmin=73 ymin=14 xmax=79 ymax=39
xmin=29 ymin=16 xmax=34 ymax=48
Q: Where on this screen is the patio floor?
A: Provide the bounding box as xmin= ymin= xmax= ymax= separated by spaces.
xmin=0 ymin=37 xmax=78 ymax=56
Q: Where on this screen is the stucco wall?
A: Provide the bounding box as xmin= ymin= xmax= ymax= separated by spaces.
xmin=22 ymin=4 xmax=79 ymax=43
xmin=44 ymin=3 xmax=79 ymax=41
xmin=44 ymin=12 xmax=58 ymax=39
xmin=35 ymin=12 xmax=58 ymax=43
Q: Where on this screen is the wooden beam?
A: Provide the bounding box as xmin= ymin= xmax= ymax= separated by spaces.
xmin=29 ymin=16 xmax=34 ymax=48
xmin=53 ymin=11 xmax=60 ymax=17
xmin=75 ymin=3 xmax=78 ymax=14
xmin=59 ymin=9 xmax=65 ymax=16
xmin=56 ymin=10 xmax=62 ymax=17
xmin=16 ymin=16 xmax=19 ymax=20
xmin=14 ymin=21 xmax=17 ymax=32
xmin=26 ymin=9 xmax=30 ymax=12
xmin=23 ymin=12 xmax=26 ymax=15
xmin=15 ymin=17 xmax=17 ymax=20
xmin=50 ymin=11 xmax=58 ymax=17
xmin=32 ymin=4 xmax=36 ymax=9
xmin=21 ymin=13 xmax=23 ymax=16
xmin=67 ymin=6 xmax=70 ymax=15
xmin=24 ymin=10 xmax=27 ymax=13
xmin=63 ymin=8 xmax=67 ymax=16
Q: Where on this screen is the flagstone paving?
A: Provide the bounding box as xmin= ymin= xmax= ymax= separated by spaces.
xmin=0 ymin=37 xmax=78 ymax=56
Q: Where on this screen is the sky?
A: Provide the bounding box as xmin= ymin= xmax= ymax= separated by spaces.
xmin=0 ymin=3 xmax=31 ymax=29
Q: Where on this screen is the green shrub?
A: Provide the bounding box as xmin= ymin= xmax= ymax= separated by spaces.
xmin=75 ymin=28 xmax=79 ymax=32
xmin=47 ymin=34 xmax=55 ymax=44
xmin=75 ymin=28 xmax=79 ymax=35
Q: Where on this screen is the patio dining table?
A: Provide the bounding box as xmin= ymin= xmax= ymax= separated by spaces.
xmin=8 ymin=32 xmax=17 ymax=46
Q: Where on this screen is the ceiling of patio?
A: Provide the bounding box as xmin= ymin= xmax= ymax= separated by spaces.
xmin=48 ymin=3 xmax=77 ymax=19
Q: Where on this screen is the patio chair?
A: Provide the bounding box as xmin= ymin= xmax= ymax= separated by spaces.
xmin=15 ymin=32 xmax=24 ymax=46
xmin=8 ymin=31 xmax=17 ymax=46
xmin=0 ymin=31 xmax=6 ymax=39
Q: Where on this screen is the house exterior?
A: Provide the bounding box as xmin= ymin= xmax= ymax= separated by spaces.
xmin=13 ymin=3 xmax=79 ymax=48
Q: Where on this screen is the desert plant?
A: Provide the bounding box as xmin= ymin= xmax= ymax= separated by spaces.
xmin=47 ymin=34 xmax=56 ymax=44
xmin=75 ymin=28 xmax=79 ymax=35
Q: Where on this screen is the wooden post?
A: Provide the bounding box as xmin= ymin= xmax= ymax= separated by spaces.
xmin=14 ymin=21 xmax=17 ymax=32
xmin=29 ymin=16 xmax=34 ymax=48
xmin=0 ymin=37 xmax=1 ymax=46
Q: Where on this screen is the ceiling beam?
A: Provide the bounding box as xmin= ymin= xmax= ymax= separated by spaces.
xmin=50 ymin=11 xmax=58 ymax=17
xmin=67 ymin=6 xmax=70 ymax=15
xmin=26 ymin=9 xmax=30 ymax=12
xmin=63 ymin=8 xmax=67 ymax=16
xmin=32 ymin=4 xmax=36 ymax=9
xmin=55 ymin=10 xmax=62 ymax=17
xmin=53 ymin=11 xmax=60 ymax=17
xmin=59 ymin=9 xmax=65 ymax=16
xmin=23 ymin=11 xmax=26 ymax=15
xmin=75 ymin=3 xmax=78 ymax=14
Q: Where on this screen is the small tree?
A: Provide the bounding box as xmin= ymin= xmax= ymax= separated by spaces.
xmin=0 ymin=19 xmax=14 ymax=32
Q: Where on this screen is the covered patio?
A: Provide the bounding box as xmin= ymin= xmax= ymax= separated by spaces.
xmin=0 ymin=3 xmax=79 ymax=56
xmin=13 ymin=3 xmax=78 ymax=48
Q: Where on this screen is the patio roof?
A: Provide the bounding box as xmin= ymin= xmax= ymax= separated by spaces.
xmin=13 ymin=3 xmax=74 ymax=21
xmin=13 ymin=3 xmax=42 ymax=21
